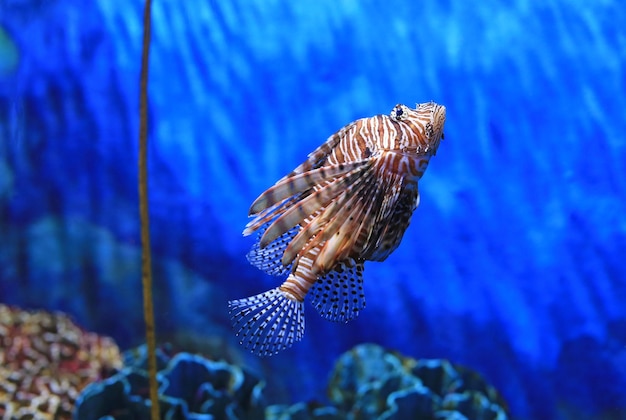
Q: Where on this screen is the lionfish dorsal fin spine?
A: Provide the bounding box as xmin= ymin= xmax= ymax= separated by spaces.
xmin=283 ymin=122 xmax=357 ymax=178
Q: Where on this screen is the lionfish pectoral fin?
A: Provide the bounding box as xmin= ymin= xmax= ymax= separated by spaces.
xmin=282 ymin=164 xmax=376 ymax=267
xmin=258 ymin=162 xmax=372 ymax=248
xmin=311 ymin=171 xmax=379 ymax=272
xmin=282 ymin=191 xmax=356 ymax=268
xmin=243 ymin=195 xmax=299 ymax=237
xmin=228 ymin=288 xmax=304 ymax=356
xmin=248 ymin=161 xmax=369 ymax=216
xmin=247 ymin=225 xmax=299 ymax=276
xmin=310 ymin=260 xmax=366 ymax=322
xmin=315 ymin=230 xmax=349 ymax=273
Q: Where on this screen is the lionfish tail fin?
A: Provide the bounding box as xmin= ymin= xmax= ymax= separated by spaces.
xmin=228 ymin=288 xmax=305 ymax=356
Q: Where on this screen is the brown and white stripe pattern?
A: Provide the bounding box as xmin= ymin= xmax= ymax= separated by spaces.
xmin=229 ymin=102 xmax=446 ymax=356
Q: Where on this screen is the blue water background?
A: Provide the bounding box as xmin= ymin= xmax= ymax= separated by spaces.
xmin=1 ymin=1 xmax=625 ymax=418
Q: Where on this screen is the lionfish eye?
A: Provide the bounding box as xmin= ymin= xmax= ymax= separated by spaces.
xmin=395 ymin=107 xmax=403 ymax=118
xmin=441 ymin=132 xmax=445 ymax=139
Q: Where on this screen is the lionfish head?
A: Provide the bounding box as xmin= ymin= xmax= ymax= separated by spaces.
xmin=391 ymin=101 xmax=446 ymax=155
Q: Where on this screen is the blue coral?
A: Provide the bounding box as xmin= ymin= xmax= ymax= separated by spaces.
xmin=74 ymin=345 xmax=265 ymax=419
xmin=267 ymin=344 xmax=508 ymax=420
xmin=75 ymin=343 xmax=506 ymax=419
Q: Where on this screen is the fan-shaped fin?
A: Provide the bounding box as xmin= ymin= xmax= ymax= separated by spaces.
xmin=290 ymin=186 xmax=366 ymax=271
xmin=295 ymin=169 xmax=379 ymax=273
xmin=312 ymin=178 xmax=381 ymax=272
xmin=259 ymin=164 xmax=372 ymax=248
xmin=331 ymin=172 xmax=384 ymax=259
xmin=243 ymin=195 xmax=300 ymax=237
xmin=314 ymin=208 xmax=360 ymax=273
xmin=247 ymin=225 xmax=299 ymax=276
xmin=228 ymin=288 xmax=305 ymax=357
xmin=249 ymin=161 xmax=369 ymax=216
xmin=281 ymin=164 xmax=375 ymax=266
xmin=309 ymin=260 xmax=365 ymax=322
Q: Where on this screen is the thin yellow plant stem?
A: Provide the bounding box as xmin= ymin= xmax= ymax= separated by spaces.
xmin=138 ymin=0 xmax=160 ymax=418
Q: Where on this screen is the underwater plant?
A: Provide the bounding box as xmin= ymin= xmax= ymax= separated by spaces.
xmin=136 ymin=0 xmax=160 ymax=416
xmin=229 ymin=103 xmax=446 ymax=356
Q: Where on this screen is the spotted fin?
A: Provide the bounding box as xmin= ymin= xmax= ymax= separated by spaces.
xmin=247 ymin=225 xmax=299 ymax=276
xmin=228 ymin=288 xmax=305 ymax=356
xmin=309 ymin=260 xmax=366 ymax=322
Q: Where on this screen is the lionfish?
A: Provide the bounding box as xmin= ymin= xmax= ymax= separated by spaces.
xmin=229 ymin=102 xmax=446 ymax=356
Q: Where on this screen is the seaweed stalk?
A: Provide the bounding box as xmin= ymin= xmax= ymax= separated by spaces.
xmin=138 ymin=0 xmax=160 ymax=418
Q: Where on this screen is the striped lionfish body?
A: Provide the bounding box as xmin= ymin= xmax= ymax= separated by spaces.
xmin=229 ymin=102 xmax=446 ymax=356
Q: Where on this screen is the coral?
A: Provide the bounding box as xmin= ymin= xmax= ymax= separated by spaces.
xmin=0 ymin=304 xmax=122 ymax=419
xmin=268 ymin=343 xmax=509 ymax=420
xmin=75 ymin=344 xmax=266 ymax=419
xmin=266 ymin=403 xmax=343 ymax=420
xmin=75 ymin=342 xmax=507 ymax=419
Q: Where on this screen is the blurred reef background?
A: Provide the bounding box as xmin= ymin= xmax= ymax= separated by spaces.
xmin=0 ymin=0 xmax=625 ymax=418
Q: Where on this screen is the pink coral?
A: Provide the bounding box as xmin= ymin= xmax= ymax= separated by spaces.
xmin=0 ymin=304 xmax=122 ymax=419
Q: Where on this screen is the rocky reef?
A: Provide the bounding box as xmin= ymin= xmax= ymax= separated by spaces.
xmin=74 ymin=342 xmax=507 ymax=419
xmin=75 ymin=344 xmax=266 ymax=419
xmin=269 ymin=343 xmax=508 ymax=420
xmin=0 ymin=304 xmax=122 ymax=419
